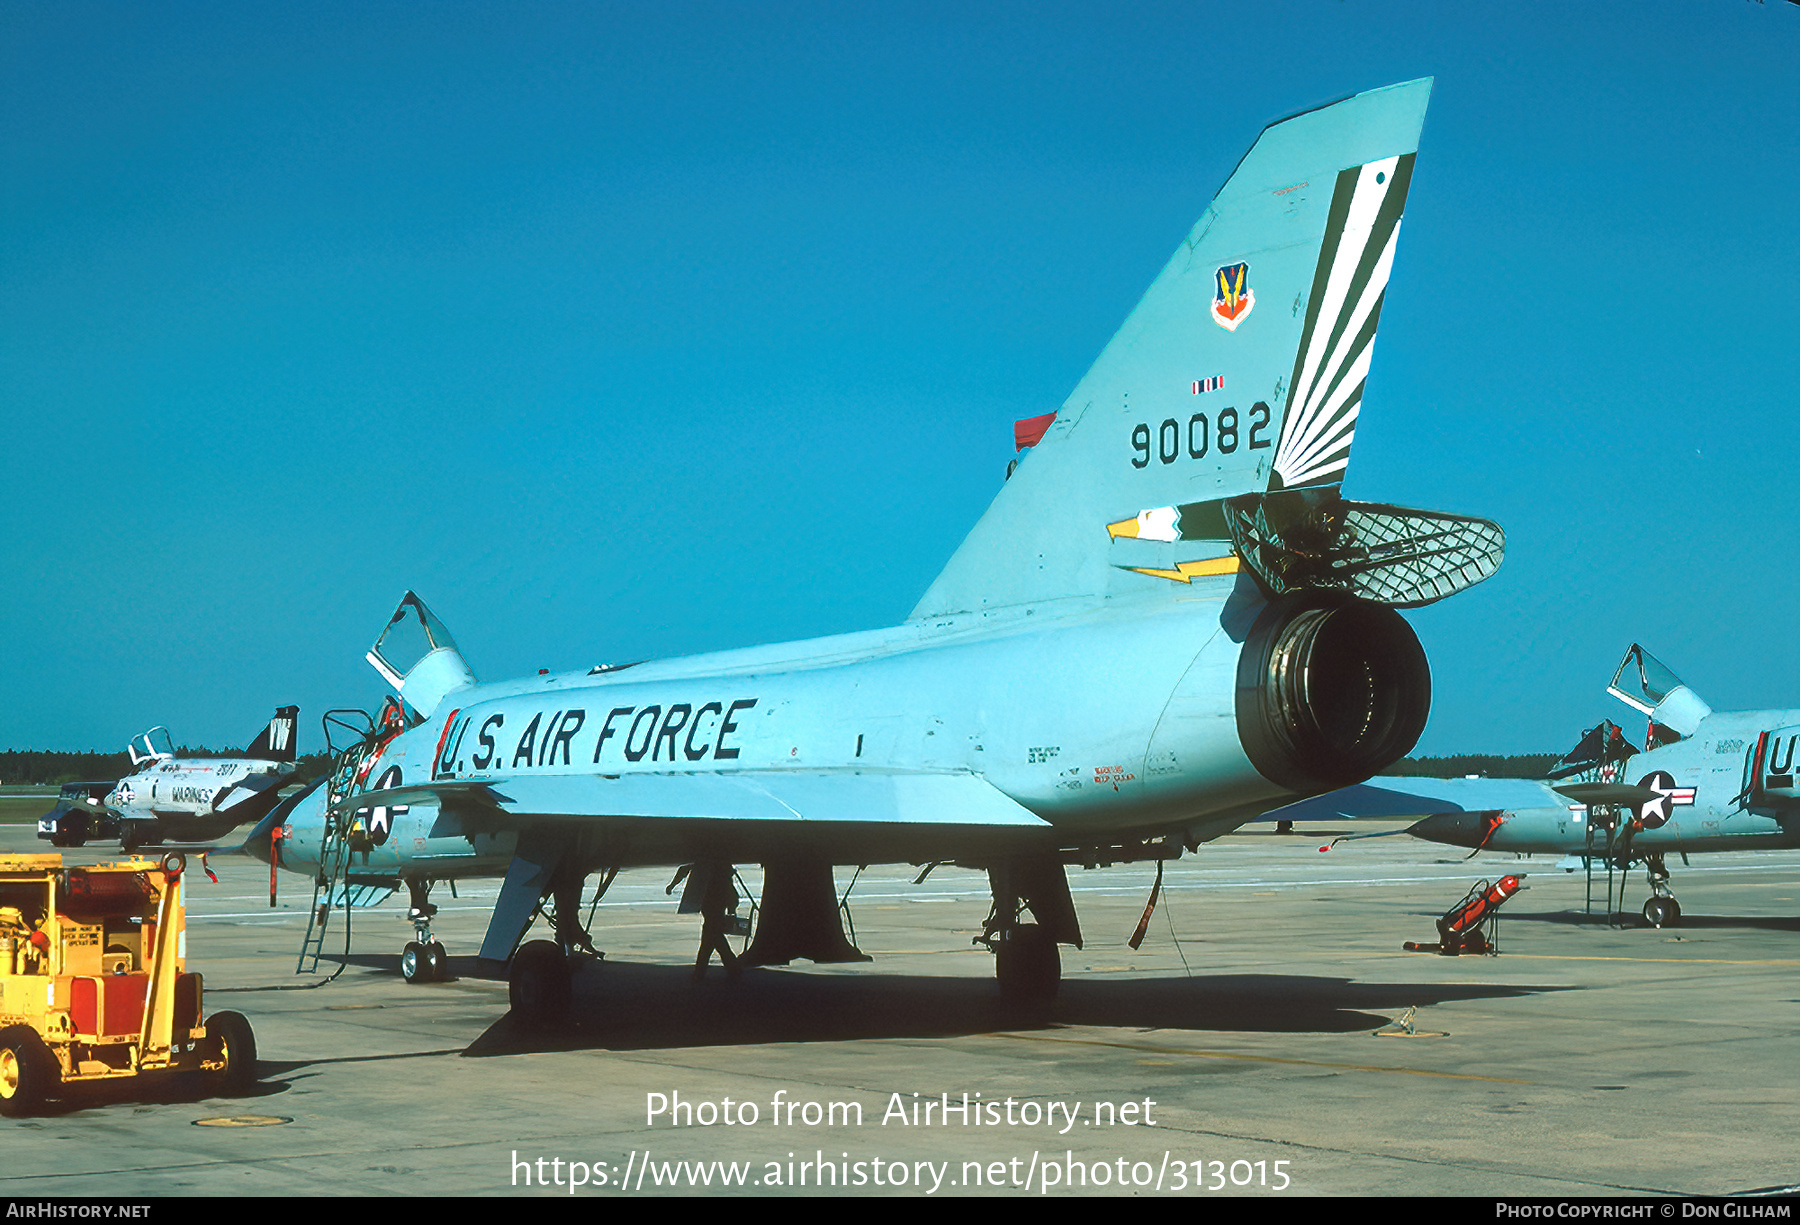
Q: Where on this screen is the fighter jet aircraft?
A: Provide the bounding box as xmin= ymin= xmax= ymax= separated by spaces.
xmin=107 ymin=706 xmax=301 ymax=849
xmin=270 ymin=79 xmax=1508 ymax=1017
xmin=1265 ymin=644 xmax=1800 ymax=928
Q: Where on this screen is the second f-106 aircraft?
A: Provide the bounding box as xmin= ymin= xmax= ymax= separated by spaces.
xmin=253 ymin=78 xmax=1507 ymax=1016
xmin=1267 ymin=644 xmax=1800 ymax=927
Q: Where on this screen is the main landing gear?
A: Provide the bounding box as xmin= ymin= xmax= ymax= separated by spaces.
xmin=1641 ymin=854 xmax=1682 ymax=928
xmin=400 ymin=880 xmax=449 ymax=983
xmin=503 ymin=868 xmax=604 ymax=1029
xmin=508 ymin=940 xmax=574 ymax=1022
xmin=979 ymin=857 xmax=1081 ymax=1004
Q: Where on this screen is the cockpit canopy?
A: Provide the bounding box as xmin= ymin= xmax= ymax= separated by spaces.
xmin=1606 ymin=644 xmax=1712 ymax=745
xmin=1548 ymin=718 xmax=1635 ymax=781
xmin=366 ymin=591 xmax=476 ymax=720
xmin=128 ymin=726 xmax=175 ymax=766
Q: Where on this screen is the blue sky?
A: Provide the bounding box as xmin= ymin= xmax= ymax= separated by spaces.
xmin=2 ymin=1 xmax=1796 ymax=756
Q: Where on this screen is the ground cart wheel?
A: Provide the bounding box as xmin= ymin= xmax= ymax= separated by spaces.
xmin=0 ymin=1026 xmax=57 ymax=1119
xmin=202 ymin=1012 xmax=258 ymax=1096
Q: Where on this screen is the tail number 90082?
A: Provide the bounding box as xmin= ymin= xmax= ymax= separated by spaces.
xmin=1131 ymin=402 xmax=1270 ymax=469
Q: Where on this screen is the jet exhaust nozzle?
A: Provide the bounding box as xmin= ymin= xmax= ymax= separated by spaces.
xmin=1236 ymin=592 xmax=1431 ymax=793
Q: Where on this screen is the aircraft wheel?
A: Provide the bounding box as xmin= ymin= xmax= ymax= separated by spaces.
xmin=1642 ymin=897 xmax=1680 ymax=928
xmin=120 ymin=826 xmax=140 ymax=854
xmin=202 ymin=1011 xmax=258 ymax=1096
xmin=401 ymin=941 xmax=427 ymax=983
xmin=995 ymin=924 xmax=1060 ymax=1002
xmin=0 ymin=1026 xmax=57 ymax=1119
xmin=509 ymin=941 xmax=572 ymax=1027
xmin=423 ymin=942 xmax=448 ymax=982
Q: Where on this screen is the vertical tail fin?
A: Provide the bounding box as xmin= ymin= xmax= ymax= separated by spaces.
xmin=913 ymin=79 xmax=1432 ymax=618
xmin=248 ymin=706 xmax=300 ymax=762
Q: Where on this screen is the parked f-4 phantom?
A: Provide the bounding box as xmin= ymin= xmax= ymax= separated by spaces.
xmin=1267 ymin=644 xmax=1800 ymax=927
xmin=107 ymin=707 xmax=301 ymax=849
xmin=266 ymin=79 xmax=1507 ymax=1015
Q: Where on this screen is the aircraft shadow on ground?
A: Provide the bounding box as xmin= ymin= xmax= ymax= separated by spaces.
xmin=454 ymin=959 xmax=1572 ymax=1057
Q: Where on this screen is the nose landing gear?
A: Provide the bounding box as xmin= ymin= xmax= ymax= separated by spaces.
xmin=400 ymin=880 xmax=448 ymax=983
xmin=1641 ymin=855 xmax=1681 ymax=928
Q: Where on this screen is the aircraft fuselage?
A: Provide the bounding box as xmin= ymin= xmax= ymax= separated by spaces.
xmin=1410 ymin=711 xmax=1800 ymax=859
xmin=271 ymin=581 xmax=1439 ymax=881
xmin=110 ymin=757 xmax=295 ymax=843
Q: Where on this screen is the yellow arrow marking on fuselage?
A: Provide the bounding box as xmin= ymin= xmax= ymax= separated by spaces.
xmin=1125 ymin=556 xmax=1242 ymax=583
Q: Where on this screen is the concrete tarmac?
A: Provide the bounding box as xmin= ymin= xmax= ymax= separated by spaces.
xmin=3 ymin=821 xmax=1798 ymax=1198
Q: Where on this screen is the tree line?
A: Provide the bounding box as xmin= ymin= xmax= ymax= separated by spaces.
xmin=1391 ymin=753 xmax=1559 ymax=779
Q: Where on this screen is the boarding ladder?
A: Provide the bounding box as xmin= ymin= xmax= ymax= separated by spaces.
xmin=296 ymin=710 xmax=377 ymax=974
xmin=1544 ymin=720 xmax=1641 ymax=926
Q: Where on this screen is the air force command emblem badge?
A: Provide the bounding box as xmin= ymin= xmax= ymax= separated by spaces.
xmin=1211 ymin=261 xmax=1254 ymax=331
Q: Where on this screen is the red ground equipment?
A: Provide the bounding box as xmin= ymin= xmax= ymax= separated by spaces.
xmin=1404 ymin=874 xmax=1525 ymax=956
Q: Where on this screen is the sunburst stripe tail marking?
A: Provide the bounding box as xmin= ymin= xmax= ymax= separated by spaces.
xmin=1273 ymin=152 xmax=1416 ymax=491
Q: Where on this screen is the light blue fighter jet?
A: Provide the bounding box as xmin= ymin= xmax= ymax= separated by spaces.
xmin=1266 ymin=644 xmax=1800 ymax=929
xmin=250 ymin=79 xmax=1508 ymax=1016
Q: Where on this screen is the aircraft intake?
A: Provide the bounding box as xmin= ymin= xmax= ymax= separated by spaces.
xmin=1235 ymin=592 xmax=1431 ymax=793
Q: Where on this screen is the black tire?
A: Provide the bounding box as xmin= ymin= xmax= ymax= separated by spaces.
xmin=995 ymin=924 xmax=1061 ymax=1003
xmin=509 ymin=941 xmax=572 ymax=1027
xmin=423 ymin=942 xmax=448 ymax=982
xmin=202 ymin=1011 xmax=257 ymax=1096
xmin=64 ymin=815 xmax=89 ymax=848
xmin=401 ymin=941 xmax=426 ymax=984
xmin=1642 ymin=897 xmax=1679 ymax=929
xmin=0 ymin=1026 xmax=57 ymax=1119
